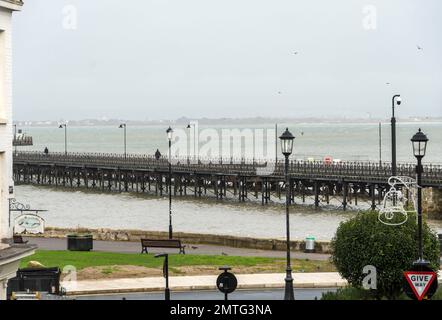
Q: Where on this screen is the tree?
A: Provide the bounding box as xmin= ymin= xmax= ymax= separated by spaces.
xmin=330 ymin=211 xmax=439 ymax=299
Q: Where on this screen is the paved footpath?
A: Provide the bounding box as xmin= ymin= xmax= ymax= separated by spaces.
xmin=24 ymin=236 xmax=331 ymax=260
xmin=62 ymin=272 xmax=346 ymax=296
xmin=62 ymin=272 xmax=442 ymax=296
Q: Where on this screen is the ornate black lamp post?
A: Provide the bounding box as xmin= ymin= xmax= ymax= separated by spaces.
xmin=119 ymin=123 xmax=127 ymax=159
xmin=411 ymin=128 xmax=429 ymax=266
xmin=166 ymin=126 xmax=174 ymax=239
xmin=279 ymin=128 xmax=295 ymax=300
xmin=391 ymin=94 xmax=401 ymax=176
xmin=58 ymin=123 xmax=67 ymax=155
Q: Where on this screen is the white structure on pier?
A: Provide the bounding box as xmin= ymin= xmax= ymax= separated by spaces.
xmin=0 ymin=0 xmax=35 ymax=300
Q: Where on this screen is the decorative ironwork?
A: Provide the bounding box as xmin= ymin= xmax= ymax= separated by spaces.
xmin=9 ymin=198 xmax=31 ymax=212
xmin=378 ymin=176 xmax=418 ymax=226
xmin=8 ymin=198 xmax=48 ymax=227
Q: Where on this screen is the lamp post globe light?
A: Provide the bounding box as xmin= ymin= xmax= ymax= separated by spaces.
xmin=58 ymin=123 xmax=67 ymax=155
xmin=391 ymin=94 xmax=401 ymax=176
xmin=411 ymin=128 xmax=429 ymax=267
xmin=166 ymin=126 xmax=174 ymax=239
xmin=119 ymin=123 xmax=127 ymax=159
xmin=279 ymin=127 xmax=295 ymax=300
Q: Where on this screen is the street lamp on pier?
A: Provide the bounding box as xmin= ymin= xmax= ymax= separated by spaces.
xmin=411 ymin=128 xmax=429 ymax=267
xmin=391 ymin=94 xmax=401 ymax=176
xmin=119 ymin=123 xmax=127 ymax=159
xmin=58 ymin=123 xmax=67 ymax=155
xmin=166 ymin=126 xmax=174 ymax=239
xmin=279 ymin=127 xmax=295 ymax=300
xmin=187 ymin=123 xmax=196 ymax=161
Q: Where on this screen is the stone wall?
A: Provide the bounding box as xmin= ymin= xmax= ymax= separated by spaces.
xmin=424 ymin=187 xmax=442 ymax=219
xmin=26 ymin=227 xmax=332 ymax=254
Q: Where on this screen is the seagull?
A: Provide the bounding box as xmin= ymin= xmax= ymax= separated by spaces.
xmin=417 ymin=45 xmax=423 ymax=51
xmin=293 ymin=51 xmax=299 ymax=55
xmin=386 ymin=82 xmax=391 ymax=85
xmin=277 ymin=91 xmax=282 ymax=95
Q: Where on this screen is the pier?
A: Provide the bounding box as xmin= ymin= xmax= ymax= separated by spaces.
xmin=12 ymin=151 xmax=442 ymax=211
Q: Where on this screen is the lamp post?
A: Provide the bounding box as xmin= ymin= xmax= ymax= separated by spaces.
xmin=391 ymin=94 xmax=401 ymax=176
xmin=13 ymin=124 xmax=17 ymax=154
xmin=279 ymin=128 xmax=295 ymax=300
xmin=119 ymin=123 xmax=127 ymax=159
xmin=411 ymin=128 xmax=429 ymax=266
xmin=166 ymin=126 xmax=173 ymax=239
xmin=155 ymin=253 xmax=170 ymax=300
xmin=59 ymin=123 xmax=67 ymax=155
xmin=379 ymin=122 xmax=382 ymax=166
xmin=186 ymin=123 xmax=196 ymax=161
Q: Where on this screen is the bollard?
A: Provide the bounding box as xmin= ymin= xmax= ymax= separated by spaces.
xmin=304 ymin=236 xmax=316 ymax=253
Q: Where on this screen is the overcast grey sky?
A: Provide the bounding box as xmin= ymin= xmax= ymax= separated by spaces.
xmin=11 ymin=0 xmax=442 ymax=121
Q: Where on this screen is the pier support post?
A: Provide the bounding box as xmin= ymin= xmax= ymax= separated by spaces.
xmin=342 ymin=182 xmax=348 ymax=211
xmin=314 ymin=181 xmax=320 ymax=209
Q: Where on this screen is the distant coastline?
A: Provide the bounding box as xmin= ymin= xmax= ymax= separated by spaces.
xmin=14 ymin=116 xmax=442 ymax=127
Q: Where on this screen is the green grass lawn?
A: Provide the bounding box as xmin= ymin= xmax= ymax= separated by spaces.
xmin=20 ymin=250 xmax=334 ymax=275
xmin=21 ymin=250 xmax=277 ymax=270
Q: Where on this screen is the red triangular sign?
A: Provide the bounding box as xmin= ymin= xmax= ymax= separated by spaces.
xmin=404 ymin=271 xmax=436 ymax=301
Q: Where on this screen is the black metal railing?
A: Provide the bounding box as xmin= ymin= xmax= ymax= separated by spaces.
xmin=13 ymin=136 xmax=33 ymax=146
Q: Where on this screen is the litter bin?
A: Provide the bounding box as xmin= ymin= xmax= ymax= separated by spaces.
xmin=7 ymin=267 xmax=61 ymax=300
xmin=67 ymin=234 xmax=93 ymax=251
xmin=304 ymin=236 xmax=316 ymax=253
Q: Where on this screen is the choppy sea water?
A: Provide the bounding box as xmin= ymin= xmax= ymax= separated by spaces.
xmin=16 ymin=185 xmax=355 ymax=241
xmin=15 ymin=185 xmax=442 ymax=241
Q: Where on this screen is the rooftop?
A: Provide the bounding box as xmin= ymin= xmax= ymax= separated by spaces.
xmin=0 ymin=0 xmax=24 ymax=9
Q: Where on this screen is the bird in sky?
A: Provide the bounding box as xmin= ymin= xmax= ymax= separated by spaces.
xmin=277 ymin=91 xmax=282 ymax=94
xmin=293 ymin=51 xmax=299 ymax=55
xmin=386 ymin=82 xmax=391 ymax=85
xmin=417 ymin=45 xmax=423 ymax=51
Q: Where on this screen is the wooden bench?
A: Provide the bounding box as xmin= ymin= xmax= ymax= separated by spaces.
xmin=13 ymin=235 xmax=29 ymax=244
xmin=141 ymin=239 xmax=185 ymax=254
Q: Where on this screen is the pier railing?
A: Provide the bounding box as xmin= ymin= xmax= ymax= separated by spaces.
xmin=12 ymin=151 xmax=442 ymax=187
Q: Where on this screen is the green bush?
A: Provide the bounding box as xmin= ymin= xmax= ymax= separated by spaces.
xmin=330 ymin=211 xmax=440 ymax=300
xmin=321 ymin=287 xmax=374 ymax=300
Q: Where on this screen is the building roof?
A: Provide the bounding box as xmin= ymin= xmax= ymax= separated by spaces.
xmin=0 ymin=0 xmax=24 ymax=10
xmin=5 ymin=0 xmax=23 ymax=5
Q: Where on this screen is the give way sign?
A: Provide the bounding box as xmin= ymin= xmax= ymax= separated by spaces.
xmin=404 ymin=271 xmax=437 ymax=301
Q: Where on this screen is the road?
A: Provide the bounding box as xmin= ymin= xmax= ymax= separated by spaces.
xmin=23 ymin=236 xmax=330 ymax=260
xmin=72 ymin=288 xmax=336 ymax=300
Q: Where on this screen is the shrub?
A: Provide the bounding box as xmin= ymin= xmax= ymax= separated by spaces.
xmin=321 ymin=287 xmax=374 ymax=300
xmin=330 ymin=211 xmax=439 ymax=300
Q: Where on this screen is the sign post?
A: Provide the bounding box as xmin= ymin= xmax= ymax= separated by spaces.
xmin=216 ymin=266 xmax=238 ymax=301
xmin=403 ymin=263 xmax=438 ymax=300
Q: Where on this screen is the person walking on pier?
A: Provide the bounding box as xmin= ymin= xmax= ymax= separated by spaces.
xmin=44 ymin=147 xmax=49 ymax=155
xmin=155 ymin=149 xmax=161 ymax=160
